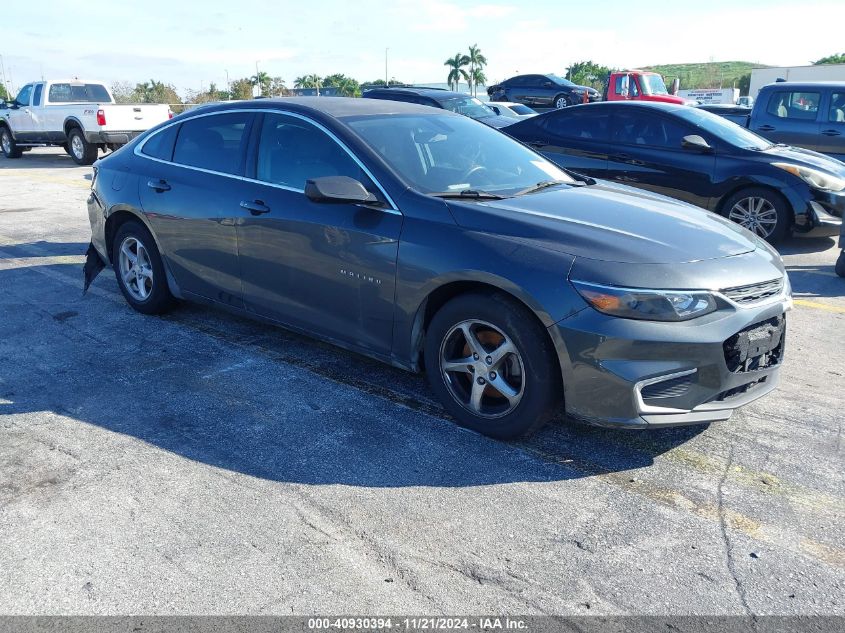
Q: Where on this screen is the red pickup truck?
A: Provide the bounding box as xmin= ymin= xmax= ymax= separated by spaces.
xmin=603 ymin=70 xmax=686 ymax=105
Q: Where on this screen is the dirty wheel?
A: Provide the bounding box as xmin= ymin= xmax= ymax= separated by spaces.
xmin=67 ymin=128 xmax=98 ymax=166
xmin=0 ymin=127 xmax=22 ymax=159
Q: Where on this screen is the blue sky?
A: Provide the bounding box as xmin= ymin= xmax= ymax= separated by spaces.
xmin=2 ymin=0 xmax=843 ymax=97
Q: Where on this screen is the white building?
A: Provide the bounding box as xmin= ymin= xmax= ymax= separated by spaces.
xmin=750 ymin=63 xmax=845 ymax=98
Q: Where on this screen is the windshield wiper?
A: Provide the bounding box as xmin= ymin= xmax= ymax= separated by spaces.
xmin=430 ymin=189 xmax=505 ymax=200
xmin=514 ymin=180 xmax=570 ymax=196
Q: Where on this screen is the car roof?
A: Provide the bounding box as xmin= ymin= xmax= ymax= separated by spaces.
xmin=180 ymin=96 xmax=449 ymax=119
xmin=364 ymin=87 xmax=472 ymax=99
xmin=761 ymin=81 xmax=845 ymax=90
xmin=557 ymin=101 xmax=687 ymax=113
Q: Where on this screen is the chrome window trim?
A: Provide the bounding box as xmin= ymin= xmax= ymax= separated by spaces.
xmin=133 ymin=107 xmax=401 ymax=214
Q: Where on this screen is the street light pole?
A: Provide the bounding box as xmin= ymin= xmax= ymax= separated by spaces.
xmin=255 ymin=60 xmax=262 ymax=97
xmin=225 ymin=69 xmax=230 ymax=100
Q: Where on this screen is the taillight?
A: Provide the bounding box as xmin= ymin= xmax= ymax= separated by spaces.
xmin=168 ymin=109 xmax=174 ymax=119
xmin=96 ymin=109 xmax=106 ymax=126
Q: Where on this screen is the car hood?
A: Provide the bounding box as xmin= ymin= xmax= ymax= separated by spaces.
xmin=477 ymin=114 xmax=517 ymax=129
xmin=758 ymin=144 xmax=845 ymax=177
xmin=446 ymin=180 xmax=758 ymax=265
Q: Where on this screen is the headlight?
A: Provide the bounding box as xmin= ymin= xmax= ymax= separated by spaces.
xmin=772 ymin=163 xmax=845 ymax=192
xmin=571 ymin=280 xmax=718 ymax=321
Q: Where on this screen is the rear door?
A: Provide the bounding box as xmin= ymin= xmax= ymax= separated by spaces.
xmin=753 ymin=89 xmax=822 ymax=150
xmin=532 ymin=107 xmax=611 ymax=176
xmin=606 ymin=108 xmax=715 ymax=208
xmin=236 ymin=111 xmax=402 ymax=356
xmin=136 ymin=111 xmax=256 ymax=306
xmin=818 ymin=90 xmax=845 ymax=159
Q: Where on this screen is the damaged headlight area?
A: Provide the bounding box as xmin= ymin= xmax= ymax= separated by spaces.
xmin=571 ymin=280 xmax=718 ymax=322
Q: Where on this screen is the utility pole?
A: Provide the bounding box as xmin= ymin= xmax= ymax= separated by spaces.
xmin=225 ymin=69 xmax=230 ymax=100
xmin=255 ymin=60 xmax=262 ymax=96
xmin=385 ymin=48 xmax=389 ymax=85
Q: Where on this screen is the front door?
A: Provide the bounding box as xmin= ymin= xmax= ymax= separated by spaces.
xmin=606 ymin=109 xmax=715 ymax=209
xmin=7 ymin=84 xmax=36 ymax=140
xmin=136 ymin=111 xmax=256 ymax=307
xmin=236 ymin=112 xmax=402 ymax=356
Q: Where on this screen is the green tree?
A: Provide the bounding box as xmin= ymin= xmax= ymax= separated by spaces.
xmin=268 ymin=77 xmax=288 ymax=97
xmin=444 ymin=52 xmax=470 ymax=91
xmin=467 ymin=44 xmax=488 ymax=96
xmin=0 ymin=84 xmax=7 ymax=101
xmin=323 ymin=73 xmax=361 ymax=97
xmin=110 ymin=81 xmax=135 ymax=104
xmin=565 ymin=61 xmax=613 ymax=91
xmin=736 ymin=73 xmax=751 ymax=96
xmin=132 ymin=80 xmax=181 ymax=105
xmin=363 ymin=78 xmax=404 ymax=87
xmin=250 ymin=71 xmax=272 ymax=96
xmin=470 ymin=68 xmax=487 ymax=96
xmin=229 ymin=78 xmax=255 ymax=100
xmin=295 ymin=74 xmax=323 ymax=95
xmin=813 ymin=53 xmax=845 ymax=65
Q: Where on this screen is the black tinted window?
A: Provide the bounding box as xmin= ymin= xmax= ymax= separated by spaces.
xmin=507 ymin=76 xmax=528 ymax=87
xmin=256 ymin=113 xmax=373 ymax=191
xmin=173 ymin=113 xmax=252 ymax=174
xmin=141 ymin=124 xmax=180 ymax=161
xmin=541 ymin=109 xmax=610 ymax=141
xmin=32 ymin=84 xmax=43 ymax=106
xmin=48 ymin=83 xmax=111 ymax=103
xmin=612 ymin=111 xmax=689 ymax=148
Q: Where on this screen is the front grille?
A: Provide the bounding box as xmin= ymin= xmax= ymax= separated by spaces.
xmin=641 ymin=374 xmax=694 ymax=400
xmin=723 ymin=315 xmax=785 ymax=373
xmin=722 ymin=278 xmax=784 ymax=305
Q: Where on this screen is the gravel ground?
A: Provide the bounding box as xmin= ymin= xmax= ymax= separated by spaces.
xmin=0 ymin=148 xmax=842 ymax=616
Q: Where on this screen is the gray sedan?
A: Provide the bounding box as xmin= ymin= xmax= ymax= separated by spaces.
xmin=84 ymin=98 xmax=791 ymax=439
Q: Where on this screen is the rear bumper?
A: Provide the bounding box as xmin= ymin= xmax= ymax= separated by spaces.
xmin=84 ymin=130 xmax=143 ymax=145
xmin=549 ymin=295 xmax=790 ymax=428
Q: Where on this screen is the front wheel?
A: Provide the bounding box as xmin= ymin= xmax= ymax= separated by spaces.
xmin=67 ymin=128 xmax=99 ymax=165
xmin=0 ymin=127 xmax=22 ymax=159
xmin=113 ymin=221 xmax=174 ymax=314
xmin=836 ymin=250 xmax=845 ymax=278
xmin=424 ymin=292 xmax=561 ymax=439
xmin=554 ymin=94 xmax=570 ymax=109
xmin=721 ymin=187 xmax=790 ymax=243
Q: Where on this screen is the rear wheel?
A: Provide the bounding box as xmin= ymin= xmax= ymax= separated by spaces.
xmin=721 ymin=187 xmax=790 ymax=243
xmin=554 ymin=94 xmax=570 ymax=109
xmin=836 ymin=251 xmax=845 ymax=278
xmin=0 ymin=127 xmax=22 ymax=159
xmin=113 ymin=221 xmax=174 ymax=314
xmin=424 ymin=292 xmax=561 ymax=439
xmin=67 ymin=128 xmax=99 ymax=165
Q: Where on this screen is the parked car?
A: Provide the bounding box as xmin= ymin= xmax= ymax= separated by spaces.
xmin=85 ymin=98 xmax=790 ymax=438
xmin=362 ymin=87 xmax=514 ymax=128
xmin=487 ymin=74 xmax=600 ymax=109
xmin=505 ymin=101 xmax=844 ymax=242
xmin=0 ymin=79 xmax=172 ymax=165
xmin=486 ymin=102 xmax=538 ymax=119
xmin=737 ymin=96 xmax=754 ymax=107
xmin=702 ymin=82 xmax=845 ymax=161
xmin=695 ymin=103 xmax=753 ymax=126
xmin=603 ymin=70 xmax=687 ymax=105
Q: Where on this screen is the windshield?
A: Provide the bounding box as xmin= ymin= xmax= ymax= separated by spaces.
xmin=346 ymin=113 xmax=574 ymax=196
xmin=438 ymin=95 xmax=496 ymax=120
xmin=548 ymin=74 xmax=576 ymax=87
xmin=674 ymin=107 xmax=771 ymax=150
xmin=641 ymin=74 xmax=669 ymax=96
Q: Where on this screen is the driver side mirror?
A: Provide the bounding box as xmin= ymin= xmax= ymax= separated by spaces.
xmin=305 ymin=176 xmax=379 ymax=205
xmin=682 ymin=134 xmax=712 ymax=152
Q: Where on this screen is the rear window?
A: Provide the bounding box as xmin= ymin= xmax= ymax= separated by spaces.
xmin=766 ymin=91 xmax=820 ymax=120
xmin=48 ymin=83 xmax=111 ymax=103
xmin=509 ymin=104 xmax=534 ymax=115
xmin=141 ymin=124 xmax=180 ymax=161
xmin=172 ymin=112 xmax=252 ymax=175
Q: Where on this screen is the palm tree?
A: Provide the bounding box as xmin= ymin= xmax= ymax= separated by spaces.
xmin=306 ymin=74 xmax=323 ymax=96
xmin=470 ymin=68 xmax=487 ymax=96
xmin=467 ymin=44 xmax=488 ymax=96
xmin=250 ymin=71 xmax=271 ymax=96
xmin=444 ymin=53 xmax=470 ymax=92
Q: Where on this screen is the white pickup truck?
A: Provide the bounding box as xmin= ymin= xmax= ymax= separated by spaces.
xmin=0 ymin=79 xmax=171 ymax=165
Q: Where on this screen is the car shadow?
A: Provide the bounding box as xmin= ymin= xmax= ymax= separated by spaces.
xmin=785 ymin=264 xmax=844 ymax=298
xmin=779 ymin=236 xmax=837 ymax=255
xmin=0 ymin=255 xmax=707 ymax=489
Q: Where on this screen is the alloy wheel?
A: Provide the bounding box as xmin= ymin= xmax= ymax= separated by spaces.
xmin=71 ymin=135 xmax=85 ymax=161
xmin=118 ymin=236 xmax=154 ymax=301
xmin=555 ymin=97 xmax=568 ymax=109
xmin=1 ymin=131 xmax=10 ymax=154
xmin=439 ymin=319 xmax=525 ymax=419
xmin=728 ymin=196 xmax=778 ymax=238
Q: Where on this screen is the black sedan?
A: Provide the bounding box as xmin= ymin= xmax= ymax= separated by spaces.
xmin=85 ymin=98 xmax=790 ymax=439
xmin=505 ymin=101 xmax=845 ymax=242
xmin=487 ymin=74 xmax=600 ymax=109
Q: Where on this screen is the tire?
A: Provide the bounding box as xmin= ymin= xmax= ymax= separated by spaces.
xmin=67 ymin=128 xmax=99 ymax=165
xmin=553 ymin=94 xmax=570 ymax=109
xmin=62 ymin=142 xmax=72 ymax=156
xmin=112 ymin=220 xmax=174 ymax=315
xmin=836 ymin=251 xmax=845 ymax=278
xmin=0 ymin=127 xmax=22 ymax=159
xmin=720 ymin=187 xmax=790 ymax=244
xmin=424 ymin=291 xmax=561 ymax=440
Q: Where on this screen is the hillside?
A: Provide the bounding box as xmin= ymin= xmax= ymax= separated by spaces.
xmin=642 ymin=61 xmax=770 ymax=89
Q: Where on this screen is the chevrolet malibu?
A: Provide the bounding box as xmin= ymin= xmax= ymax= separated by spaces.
xmin=85 ymin=98 xmax=791 ymax=439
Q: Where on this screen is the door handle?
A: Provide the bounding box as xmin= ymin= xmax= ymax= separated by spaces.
xmin=821 ymin=129 xmax=841 ymax=137
xmin=240 ymin=200 xmax=271 ymax=215
xmin=146 ymin=179 xmax=170 ymax=192
xmin=757 ymin=125 xmax=776 ymax=132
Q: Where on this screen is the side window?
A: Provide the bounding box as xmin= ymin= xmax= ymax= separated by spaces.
xmin=612 ymin=111 xmax=689 ymax=149
xmin=508 ymin=76 xmax=527 ymax=87
xmin=15 ymin=84 xmax=33 ymax=106
xmin=828 ymin=93 xmax=845 ymax=123
xmin=141 ymin=124 xmax=180 ymax=161
xmin=541 ymin=110 xmax=610 ymax=141
xmin=256 ymin=113 xmax=374 ymax=192
xmin=172 ymin=112 xmax=252 ymax=175
xmin=613 ymin=76 xmax=638 ymax=97
xmin=32 ymin=84 xmax=43 ymax=107
xmin=767 ymin=91 xmax=820 ymax=120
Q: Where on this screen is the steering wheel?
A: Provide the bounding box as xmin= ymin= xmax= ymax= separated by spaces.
xmin=461 ymin=165 xmax=490 ymax=183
